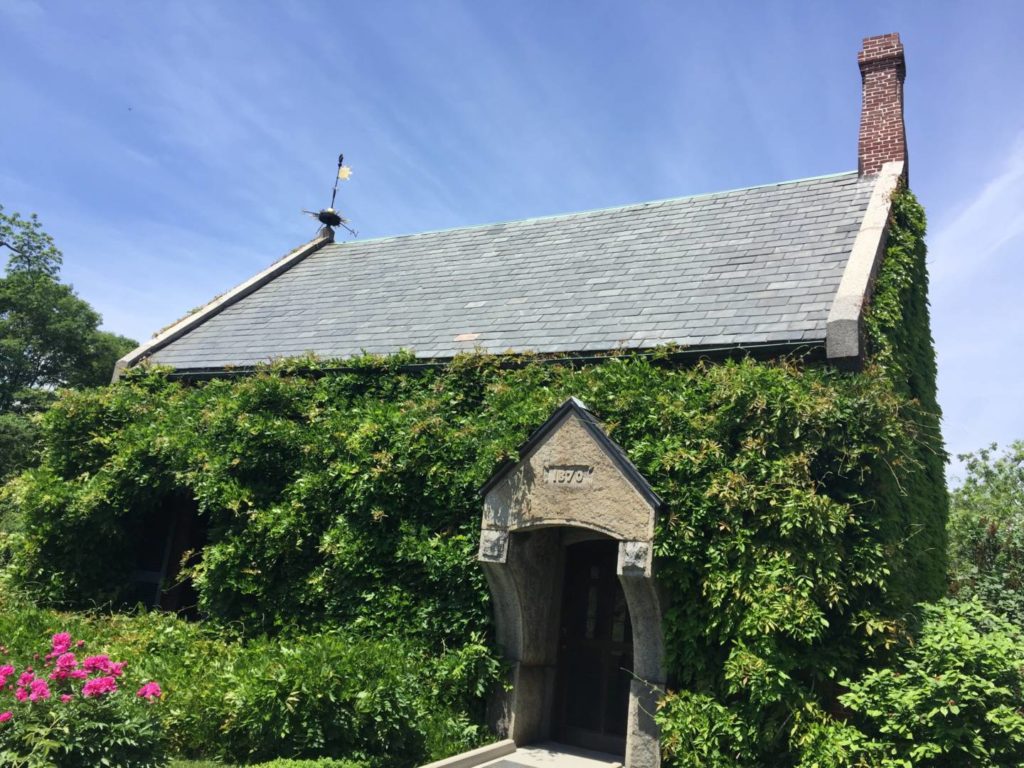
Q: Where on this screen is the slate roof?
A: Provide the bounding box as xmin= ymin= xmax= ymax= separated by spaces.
xmin=143 ymin=171 xmax=876 ymax=371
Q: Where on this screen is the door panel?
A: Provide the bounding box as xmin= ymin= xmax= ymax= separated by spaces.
xmin=556 ymin=539 xmax=632 ymax=755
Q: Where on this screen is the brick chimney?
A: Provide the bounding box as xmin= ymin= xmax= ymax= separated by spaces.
xmin=858 ymin=33 xmax=907 ymax=178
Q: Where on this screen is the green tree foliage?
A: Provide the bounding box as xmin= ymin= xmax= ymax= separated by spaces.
xmin=948 ymin=442 xmax=1024 ymax=625
xmin=0 ymin=207 xmax=63 ymax=278
xmin=0 ymin=205 xmax=137 ymax=478
xmin=794 ymin=599 xmax=1024 ymax=767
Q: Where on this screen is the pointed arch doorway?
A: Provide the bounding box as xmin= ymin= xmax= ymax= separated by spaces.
xmin=477 ymin=399 xmax=666 ymax=768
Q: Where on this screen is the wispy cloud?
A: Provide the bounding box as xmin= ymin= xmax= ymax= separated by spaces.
xmin=929 ymin=134 xmax=1024 ymax=291
xmin=928 ymin=133 xmax=1024 ymax=480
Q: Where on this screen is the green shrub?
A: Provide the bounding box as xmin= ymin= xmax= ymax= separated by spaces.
xmin=948 ymin=442 xmax=1024 ymax=625
xmin=0 ymin=629 xmax=166 ymax=768
xmin=0 ymin=696 xmax=166 ymax=768
xmin=209 ymin=632 xmax=495 ymax=765
xmin=794 ymin=599 xmax=1024 ymax=767
xmin=0 ymin=595 xmax=499 ymax=767
xmin=250 ymin=760 xmax=366 ymax=768
xmin=656 ymin=691 xmax=756 ymax=768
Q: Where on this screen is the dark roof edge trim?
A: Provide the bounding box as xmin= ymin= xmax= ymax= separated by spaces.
xmin=477 ymin=397 xmax=663 ymax=511
xmin=148 ymin=339 xmax=827 ymax=381
xmin=825 ymin=160 xmax=905 ymax=368
xmin=111 ymin=233 xmax=334 ymax=382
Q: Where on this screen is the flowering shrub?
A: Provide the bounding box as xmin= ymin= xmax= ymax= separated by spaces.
xmin=0 ymin=598 xmax=500 ymax=767
xmin=0 ymin=630 xmax=166 ymax=767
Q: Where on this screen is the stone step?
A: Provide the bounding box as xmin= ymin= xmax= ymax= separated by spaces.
xmin=421 ymin=740 xmax=622 ymax=768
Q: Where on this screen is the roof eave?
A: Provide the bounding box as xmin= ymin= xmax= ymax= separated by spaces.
xmin=147 ymin=338 xmax=829 ymax=381
xmin=825 ymin=160 xmax=906 ymax=369
xmin=111 ymin=232 xmax=334 ymax=382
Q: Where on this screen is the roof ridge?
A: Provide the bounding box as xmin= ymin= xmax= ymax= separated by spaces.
xmin=324 ymin=169 xmax=862 ymax=248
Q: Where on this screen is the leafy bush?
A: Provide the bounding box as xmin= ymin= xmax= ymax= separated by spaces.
xmin=0 ymin=629 xmax=166 ymax=767
xmin=656 ymin=691 xmax=756 ymax=768
xmin=208 ymin=631 xmax=497 ymax=765
xmin=948 ymin=442 xmax=1024 ymax=625
xmin=0 ymin=595 xmax=499 ymax=767
xmin=171 ymin=761 xmax=362 ymax=767
xmin=792 ymin=599 xmax=1024 ymax=767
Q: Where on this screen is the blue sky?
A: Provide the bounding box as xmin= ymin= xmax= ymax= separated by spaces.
xmin=1 ymin=1 xmax=1022 ymax=479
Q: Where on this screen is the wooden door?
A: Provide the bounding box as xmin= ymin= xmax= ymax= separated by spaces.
xmin=556 ymin=539 xmax=633 ymax=755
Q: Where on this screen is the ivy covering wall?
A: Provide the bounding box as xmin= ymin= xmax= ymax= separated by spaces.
xmin=0 ymin=190 xmax=944 ymax=764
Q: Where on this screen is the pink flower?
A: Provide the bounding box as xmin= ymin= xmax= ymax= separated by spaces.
xmin=136 ymin=682 xmax=162 ymax=701
xmin=0 ymin=665 xmax=13 ymax=676
xmin=51 ymin=633 xmax=72 ymax=655
xmin=60 ymin=694 xmax=72 ymax=703
xmin=49 ymin=653 xmax=78 ymax=681
xmin=16 ymin=672 xmax=33 ymax=687
xmin=81 ymin=655 xmax=126 ymax=677
xmin=14 ymin=688 xmax=27 ymax=702
xmin=28 ymin=679 xmax=50 ymax=701
xmin=82 ymin=676 xmax=117 ymax=698
xmin=75 ymin=640 xmax=85 ymax=648
xmin=0 ymin=711 xmax=11 ymax=723
xmin=82 ymin=655 xmax=110 ymax=672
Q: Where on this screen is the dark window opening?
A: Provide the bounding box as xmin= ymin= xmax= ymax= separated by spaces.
xmin=130 ymin=491 xmax=205 ymax=617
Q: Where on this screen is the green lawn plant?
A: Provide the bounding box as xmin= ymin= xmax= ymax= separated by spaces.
xmin=171 ymin=760 xmax=362 ymax=767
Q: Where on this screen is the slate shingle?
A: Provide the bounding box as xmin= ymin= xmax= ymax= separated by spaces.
xmin=148 ymin=172 xmax=875 ymax=369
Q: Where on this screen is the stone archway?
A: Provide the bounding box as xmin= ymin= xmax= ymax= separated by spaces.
xmin=477 ymin=398 xmax=665 ymax=768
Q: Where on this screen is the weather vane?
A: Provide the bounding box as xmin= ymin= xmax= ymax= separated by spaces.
xmin=304 ymin=153 xmax=357 ymax=239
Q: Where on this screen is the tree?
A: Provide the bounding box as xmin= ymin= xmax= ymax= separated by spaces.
xmin=948 ymin=441 xmax=1024 ymax=625
xmin=0 ymin=205 xmax=136 ymax=477
xmin=0 ymin=207 xmax=62 ymax=278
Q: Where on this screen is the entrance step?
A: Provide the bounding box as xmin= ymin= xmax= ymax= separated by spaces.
xmin=421 ymin=740 xmax=622 ymax=768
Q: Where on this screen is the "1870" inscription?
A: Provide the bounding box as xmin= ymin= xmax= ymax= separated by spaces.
xmin=544 ymin=465 xmax=594 ymax=486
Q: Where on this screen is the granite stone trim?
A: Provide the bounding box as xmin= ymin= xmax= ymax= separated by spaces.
xmin=478 ymin=399 xmax=664 ymax=768
xmin=417 ymin=740 xmax=517 ymax=768
xmin=825 ymin=160 xmax=905 ymax=367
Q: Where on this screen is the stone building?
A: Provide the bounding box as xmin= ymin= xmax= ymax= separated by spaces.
xmin=115 ymin=33 xmax=917 ymax=768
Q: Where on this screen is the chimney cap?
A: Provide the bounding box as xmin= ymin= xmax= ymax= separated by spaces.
xmin=858 ymin=32 xmax=906 ymax=69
